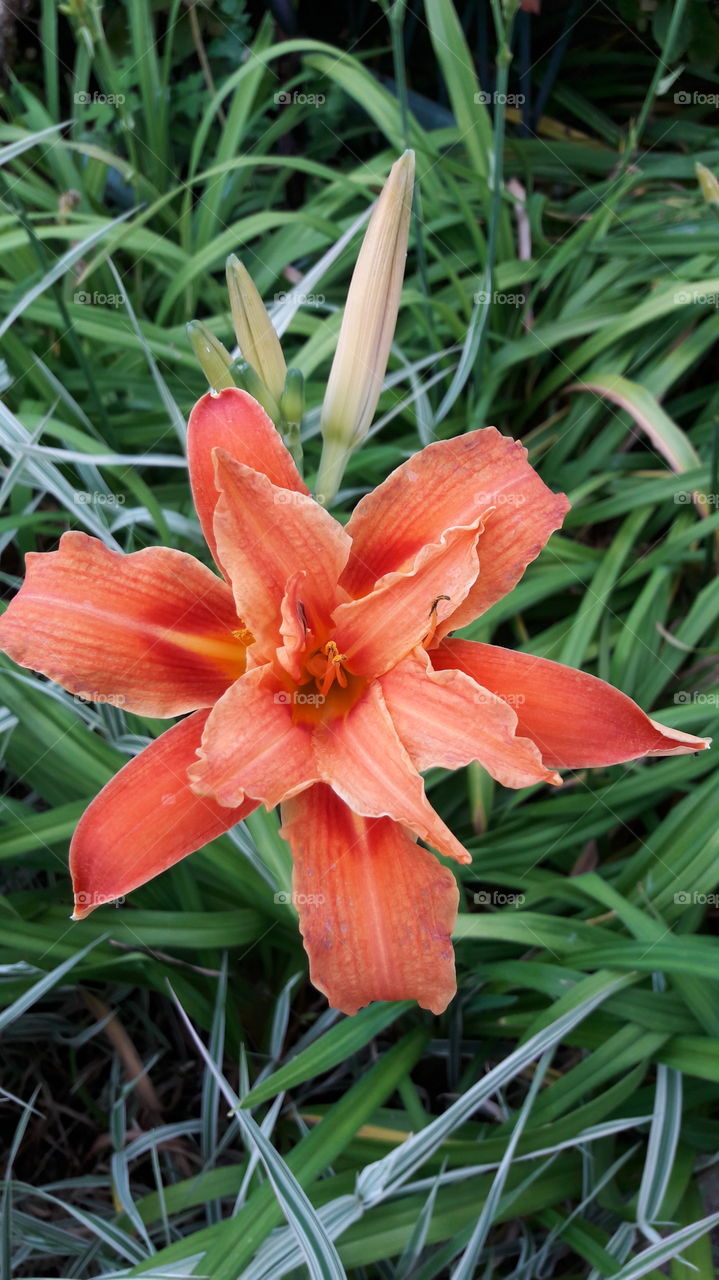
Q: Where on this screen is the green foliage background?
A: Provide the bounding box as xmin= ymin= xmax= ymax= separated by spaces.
xmin=1 ymin=0 xmax=718 ymax=1275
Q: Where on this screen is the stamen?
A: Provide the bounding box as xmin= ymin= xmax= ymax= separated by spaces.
xmin=423 ymin=594 xmax=451 ymax=650
xmin=317 ymin=640 xmax=348 ymax=696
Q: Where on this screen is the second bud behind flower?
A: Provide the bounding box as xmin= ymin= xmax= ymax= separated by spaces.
xmin=316 ymin=150 xmax=415 ymax=504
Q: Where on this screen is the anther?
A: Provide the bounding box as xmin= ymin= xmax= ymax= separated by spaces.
xmin=318 ymin=640 xmax=348 ymax=696
xmin=422 ymin=595 xmax=451 ymax=650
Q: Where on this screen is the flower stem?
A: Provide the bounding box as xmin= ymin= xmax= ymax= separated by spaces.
xmin=384 ymin=0 xmax=437 ymax=360
xmin=435 ymin=4 xmax=516 ymax=424
xmin=314 ymin=439 xmax=348 ymax=508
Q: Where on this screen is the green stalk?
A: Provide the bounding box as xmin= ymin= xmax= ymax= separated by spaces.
xmin=477 ymin=0 xmax=515 ymax=379
xmin=436 ymin=1 xmax=517 ymax=423
xmin=631 ymin=0 xmax=690 ymax=156
xmin=66 ymin=2 xmax=143 ymax=186
xmin=383 ymin=1 xmax=438 ymax=369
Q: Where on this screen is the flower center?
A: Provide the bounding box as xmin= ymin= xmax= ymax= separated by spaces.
xmin=305 ymin=639 xmax=350 ymax=696
xmin=277 ymin=633 xmax=365 ymax=725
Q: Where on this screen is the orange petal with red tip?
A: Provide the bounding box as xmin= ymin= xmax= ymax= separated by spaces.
xmin=188 ymin=665 xmax=317 ymax=809
xmin=314 ymin=681 xmax=470 ymax=864
xmin=0 ymin=532 xmax=248 ymax=717
xmin=187 ymin=388 xmax=307 ymax=576
xmin=332 ymin=517 xmax=486 ymax=681
xmin=212 ymin=450 xmax=351 ymax=658
xmin=70 ymin=710 xmax=255 ymax=918
xmin=340 ymin=428 xmax=567 ymax=608
xmin=435 ymin=640 xmax=712 ymax=767
xmin=381 ymin=648 xmax=560 ymax=789
xmin=281 ymin=784 xmax=459 ymax=1015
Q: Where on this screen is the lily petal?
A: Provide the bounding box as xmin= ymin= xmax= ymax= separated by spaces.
xmin=381 ymin=648 xmax=561 ymax=788
xmin=340 ymin=428 xmax=568 ymax=612
xmin=71 ymin=710 xmax=254 ymax=918
xmin=281 ymin=784 xmax=458 ymax=1015
xmin=333 ymin=517 xmax=486 ymax=680
xmin=188 ymin=665 xmax=317 ymax=809
xmin=314 ymin=681 xmax=470 ymax=864
xmin=435 ymin=640 xmax=712 ymax=767
xmin=277 ymin=571 xmax=312 ymax=683
xmin=187 ymin=388 xmax=307 ymax=575
xmin=0 ymin=532 xmax=248 ymax=717
xmin=212 ymin=450 xmax=351 ymax=657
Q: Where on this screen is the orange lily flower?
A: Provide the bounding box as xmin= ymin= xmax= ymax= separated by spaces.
xmin=0 ymin=388 xmax=709 ymax=1015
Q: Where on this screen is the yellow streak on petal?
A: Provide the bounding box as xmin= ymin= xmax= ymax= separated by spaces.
xmin=166 ymin=628 xmax=251 ymax=673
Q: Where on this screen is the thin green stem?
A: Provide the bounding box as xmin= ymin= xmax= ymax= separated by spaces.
xmin=282 ymin=421 xmax=304 ymax=472
xmin=384 ymin=0 xmax=438 ymax=384
xmin=631 ymin=0 xmax=689 ymax=156
xmin=434 ymin=3 xmax=516 ymax=424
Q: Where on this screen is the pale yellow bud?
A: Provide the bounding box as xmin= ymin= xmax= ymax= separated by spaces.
xmin=696 ymin=162 xmax=719 ymax=206
xmin=226 ymin=255 xmax=287 ymax=404
xmin=316 ymin=150 xmax=415 ymax=504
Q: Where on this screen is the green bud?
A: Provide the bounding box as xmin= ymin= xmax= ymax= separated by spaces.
xmin=230 ymin=359 xmax=282 ymax=424
xmin=226 ymin=255 xmax=287 ymax=403
xmin=187 ymin=321 xmax=235 ymax=391
xmin=279 ymin=368 xmax=305 ymax=427
xmin=696 ymin=162 xmax=719 ymax=206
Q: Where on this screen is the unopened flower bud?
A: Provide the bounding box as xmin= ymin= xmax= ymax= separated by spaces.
xmin=230 ymin=359 xmax=281 ymax=424
xmin=187 ymin=321 xmax=235 ymax=391
xmin=226 ymin=255 xmax=287 ymax=403
xmin=316 ymin=150 xmax=415 ymax=504
xmin=696 ymin=162 xmax=719 ymax=206
xmin=279 ymin=367 xmax=305 ymax=470
xmin=280 ymin=367 xmax=305 ymax=428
